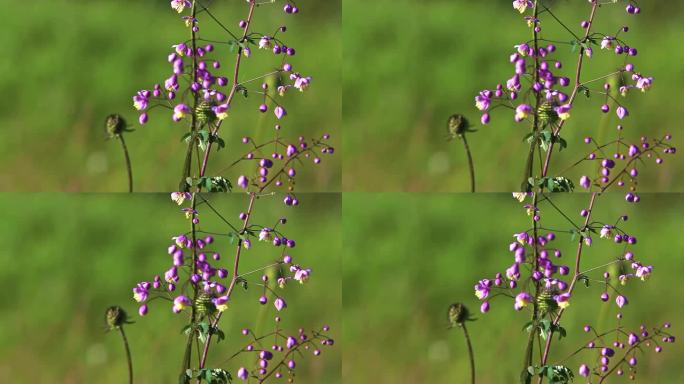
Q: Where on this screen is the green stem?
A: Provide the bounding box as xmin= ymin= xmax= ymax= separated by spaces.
xmin=118 ymin=134 xmax=133 ymax=193
xmin=460 ymin=134 xmax=476 ymax=192
xmin=119 ymin=326 xmax=133 ymax=384
xmin=461 ymin=323 xmax=476 ymax=384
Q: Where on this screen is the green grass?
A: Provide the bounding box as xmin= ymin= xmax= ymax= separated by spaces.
xmin=0 ymin=193 xmax=341 ymax=383
xmin=0 ymin=0 xmax=340 ymax=192
xmin=343 ymin=1 xmax=684 ymax=191
xmin=343 ymin=193 xmax=684 ymax=383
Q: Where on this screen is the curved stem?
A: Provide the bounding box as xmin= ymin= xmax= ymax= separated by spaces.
xmin=461 ymin=323 xmax=476 ymax=384
xmin=119 ymin=326 xmax=133 ymax=384
xmin=117 ymin=135 xmax=133 ymax=193
xmin=460 ymin=134 xmax=476 ymax=193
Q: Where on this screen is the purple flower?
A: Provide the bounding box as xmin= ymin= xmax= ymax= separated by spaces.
xmin=237 ymin=367 xmax=248 ymax=380
xmin=237 ymin=175 xmax=248 ymax=189
xmin=133 ymin=283 xmax=148 ymax=302
xmin=171 ymin=192 xmax=192 ymax=205
xmin=616 ymin=106 xmax=629 ymax=119
xmin=133 ymin=91 xmax=148 ymax=111
xmin=274 ymin=105 xmax=287 ymax=120
xmin=212 ymin=103 xmax=230 ymax=120
xmin=170 ymin=0 xmax=191 ymax=14
xmin=258 ymin=36 xmax=273 ymax=50
xmin=616 ymin=294 xmax=628 ymax=308
xmin=514 ymin=104 xmax=533 ymax=122
xmin=212 ymin=295 xmax=230 ymax=312
xmin=172 ymin=104 xmax=191 ymax=122
xmin=274 ymin=297 xmax=287 ymax=311
xmin=555 ymin=292 xmax=571 ymax=309
xmin=138 ymin=304 xmax=148 ymax=316
xmin=512 ymin=0 xmax=533 ymax=14
xmin=579 ymin=175 xmax=590 ymax=189
xmin=514 ymin=292 xmax=532 ymax=310
xmin=286 ymin=336 xmax=297 ymax=349
xmin=554 ymin=104 xmax=572 ymax=120
xmin=172 ymin=295 xmax=191 ymax=313
xmin=578 ymin=364 xmax=590 ymax=377
xmin=480 ymin=301 xmax=490 ymax=313
xmin=475 ymin=92 xmax=490 ymax=111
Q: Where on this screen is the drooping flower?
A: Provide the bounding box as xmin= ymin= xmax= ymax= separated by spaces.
xmin=237 ymin=175 xmax=248 ymax=189
xmin=133 ymin=91 xmax=149 ymax=111
xmin=512 ymin=0 xmax=533 ymax=14
xmin=515 ymin=104 xmax=533 ymax=122
xmin=601 ymin=36 xmax=614 ymax=50
xmin=212 ymin=103 xmax=230 ymax=120
xmin=555 ymin=104 xmax=572 ymax=120
xmin=170 ymin=0 xmax=191 ymax=14
xmin=258 ymin=36 xmax=273 ymax=50
xmin=133 ymin=283 xmax=149 ymax=302
xmin=475 ymin=92 xmax=490 ymax=111
xmin=600 ymin=225 xmax=614 ymax=239
xmin=616 ymin=294 xmax=628 ymax=308
xmin=274 ymin=105 xmax=287 ymax=119
xmin=578 ymin=364 xmax=590 ymax=377
xmin=171 ymin=192 xmax=192 ymax=205
xmin=293 ymin=267 xmax=311 ymax=284
xmin=212 ymin=295 xmax=230 ymax=312
xmin=173 ymin=104 xmax=191 ymax=121
xmin=237 ymin=367 xmax=248 ymax=380
xmin=172 ymin=295 xmax=191 ymax=313
xmin=514 ymin=292 xmax=532 ymax=310
xmin=293 ymin=75 xmax=312 ymax=92
xmin=474 ymin=281 xmax=490 ymax=300
xmin=616 ymin=106 xmax=629 ymax=119
xmin=579 ymin=176 xmax=590 ymax=189
xmin=555 ymin=292 xmax=571 ymax=309
xmin=259 ymin=228 xmax=272 ymax=241
xmin=274 ymin=297 xmax=287 ymax=311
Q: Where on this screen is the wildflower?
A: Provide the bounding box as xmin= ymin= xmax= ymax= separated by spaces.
xmin=212 ymin=295 xmax=230 ymax=312
xmin=474 ymin=281 xmax=490 ymax=300
xmin=600 ymin=225 xmax=614 ymax=239
xmin=514 ymin=43 xmax=530 ymax=56
xmin=616 ymin=294 xmax=628 ymax=308
xmin=512 ymin=192 xmax=527 ymax=202
xmin=259 ymin=228 xmax=272 ymax=241
xmin=579 ymin=176 xmax=590 ymax=189
xmin=172 ymin=104 xmax=191 ymax=121
xmin=172 ymin=43 xmax=188 ymax=56
xmin=133 ymin=283 xmax=149 ymax=302
xmin=293 ymin=75 xmax=312 ymax=92
xmin=512 ymin=0 xmax=533 ymax=14
xmin=635 ymin=75 xmax=654 ymax=92
xmin=274 ymin=297 xmax=287 ymax=311
xmin=513 ymin=232 xmax=529 ymax=244
xmin=133 ymin=91 xmax=149 ymax=111
xmin=514 ymin=292 xmax=532 ymax=310
xmin=170 ymin=0 xmax=191 ymax=14
xmin=172 ymin=295 xmax=191 ymax=313
xmin=475 ymin=92 xmax=490 ymax=111
xmin=616 ymin=106 xmax=629 ymax=119
xmin=274 ymin=105 xmax=287 ymax=119
xmin=212 ymin=103 xmax=230 ymax=120
xmin=171 ymin=192 xmax=192 ymax=205
xmin=293 ymin=267 xmax=311 ymax=284
xmin=578 ymin=364 xmax=590 ymax=377
xmin=237 ymin=175 xmax=248 ymax=189
xmin=237 ymin=367 xmax=248 ymax=380
xmin=601 ymin=36 xmax=614 ymax=50
xmin=555 ymin=292 xmax=571 ymax=309
xmin=515 ymin=104 xmax=533 ymax=122
xmin=634 ymin=263 xmax=653 ymax=281
xmin=554 ymin=104 xmax=572 ymax=120
xmin=258 ymin=36 xmax=273 ymax=50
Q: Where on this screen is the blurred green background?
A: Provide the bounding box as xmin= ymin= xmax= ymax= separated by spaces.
xmin=343 ymin=0 xmax=684 ymax=192
xmin=0 ymin=193 xmax=341 ymax=383
xmin=343 ymin=193 xmax=683 ymax=382
xmin=0 ymin=0 xmax=340 ymax=192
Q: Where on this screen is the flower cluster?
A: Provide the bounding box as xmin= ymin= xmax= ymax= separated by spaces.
xmin=577 ymin=321 xmax=674 ymax=382
xmin=126 ymin=1 xmax=334 ymax=192
xmin=128 ymin=192 xmax=332 ymax=382
xmin=472 ymin=192 xmax=673 ymax=382
xmin=468 ymin=1 xmax=676 ymax=192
